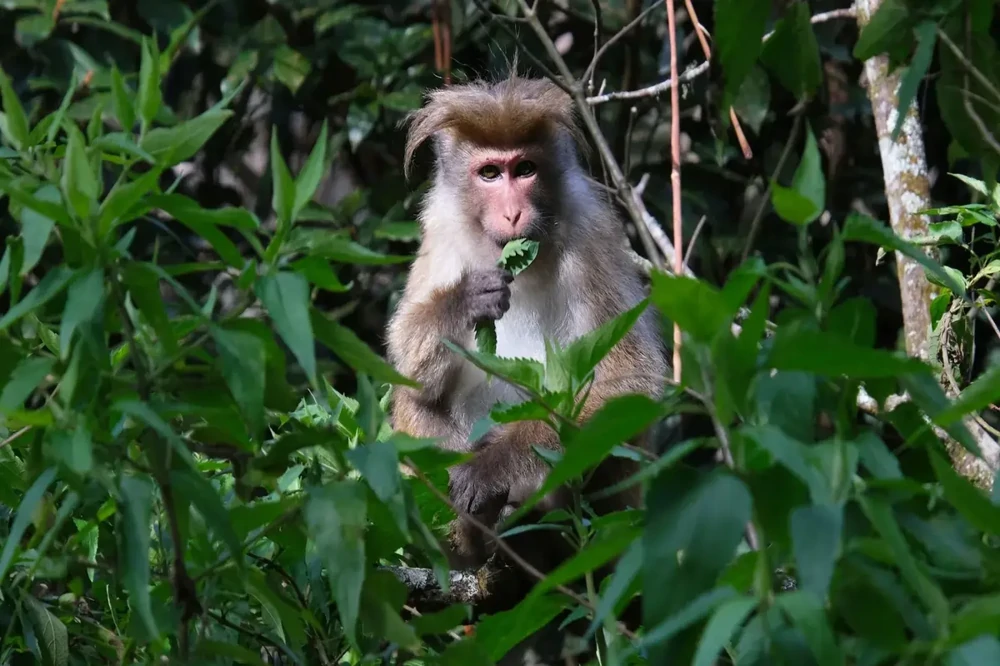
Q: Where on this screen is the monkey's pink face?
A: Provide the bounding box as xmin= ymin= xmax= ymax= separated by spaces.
xmin=468 ymin=149 xmax=547 ymax=245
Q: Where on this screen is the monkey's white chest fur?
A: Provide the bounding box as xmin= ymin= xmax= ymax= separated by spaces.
xmin=452 ymin=267 xmax=588 ymax=432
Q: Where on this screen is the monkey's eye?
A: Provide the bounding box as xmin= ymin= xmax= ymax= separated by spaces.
xmin=478 ymin=165 xmax=502 ymax=181
xmin=514 ymin=160 xmax=537 ymax=178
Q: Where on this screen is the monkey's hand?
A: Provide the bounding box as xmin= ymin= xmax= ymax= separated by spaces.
xmin=459 ymin=268 xmax=513 ymax=329
xmin=448 ymin=423 xmax=554 ymax=525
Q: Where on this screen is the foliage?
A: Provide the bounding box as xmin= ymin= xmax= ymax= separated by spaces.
xmin=474 ymin=238 xmax=539 ymax=356
xmin=0 ymin=1 xmax=1000 ymax=665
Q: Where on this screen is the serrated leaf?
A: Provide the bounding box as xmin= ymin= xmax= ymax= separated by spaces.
xmin=311 ymin=308 xmax=417 ymax=387
xmin=562 ymin=299 xmax=649 ymax=386
xmin=498 ymin=238 xmax=539 ymax=276
xmin=475 ymin=322 xmax=498 ymax=355
xmin=212 ymin=325 xmax=266 ymax=435
xmin=0 ymin=467 xmax=57 ymax=580
xmin=510 ymin=394 xmax=663 ymax=520
xmin=255 ymin=272 xmax=316 ymax=384
xmin=442 ymin=340 xmax=545 ymax=393
xmin=23 ymin=596 xmax=68 ymax=666
xmin=294 ymin=121 xmax=328 ymax=219
xmin=305 ymin=481 xmax=367 ymax=646
xmin=119 ymin=474 xmax=158 ymax=639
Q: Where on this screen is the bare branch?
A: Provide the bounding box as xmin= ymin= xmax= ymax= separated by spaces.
xmin=666 ymin=0 xmax=684 ymax=381
xmin=587 ymin=5 xmax=858 ymax=106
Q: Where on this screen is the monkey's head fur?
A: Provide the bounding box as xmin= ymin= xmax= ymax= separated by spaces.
xmin=403 ymin=73 xmax=592 ymax=248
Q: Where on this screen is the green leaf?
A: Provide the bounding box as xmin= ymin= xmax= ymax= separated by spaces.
xmin=854 ymin=0 xmax=912 ymax=61
xmin=212 ymin=325 xmax=266 ymax=435
xmin=196 ymin=640 xmax=268 ymax=666
xmin=442 ymin=340 xmax=545 ymax=393
xmin=140 ymin=110 xmax=233 ymax=166
xmin=859 ymin=495 xmax=950 ymax=627
xmin=714 ymin=0 xmax=771 ymax=111
xmin=0 ymin=356 xmax=54 ymax=413
xmin=310 ymin=310 xmax=416 ymax=387
xmin=475 ymin=323 xmax=498 ymax=355
xmin=0 ymin=468 xmax=57 ymax=580
xmin=843 ymin=212 xmax=967 ymax=297
xmin=0 ymin=179 xmax=74 ymax=227
xmin=561 ymin=299 xmax=649 ymax=386
xmin=98 ymin=167 xmax=162 ymax=234
xmin=742 ymin=425 xmax=829 ymax=502
xmin=767 ymin=326 xmax=928 ymax=378
xmin=528 ymin=527 xmax=640 ymax=600
xmin=772 ymin=124 xmax=825 ymax=225
xmin=170 ymin=467 xmax=244 ymax=566
xmin=288 ymin=256 xmax=349 ymax=292
xmin=46 ymin=426 xmax=93 ymax=476
xmin=305 ymin=481 xmax=368 ymax=646
xmin=760 ymin=2 xmax=822 ymax=99
xmin=61 ymin=125 xmax=98 ymax=220
xmin=270 ymin=130 xmax=295 ymax=226
xmin=346 ymin=440 xmax=401 ymax=502
xmin=19 ymin=184 xmax=59 ymax=275
xmin=294 ymin=121 xmax=328 ymax=219
xmin=136 ymin=37 xmax=161 ymax=130
xmin=119 ymin=474 xmax=159 ymax=640
xmin=586 ymin=538 xmax=643 ymax=637
xmin=92 ymin=132 xmax=156 ymax=163
xmin=643 ymin=469 xmax=752 ymax=661
xmin=790 ymin=504 xmax=842 ymax=600
xmin=947 ymin=636 xmax=1000 ymax=666
xmin=928 ymin=449 xmax=1000 ymax=535
xmin=122 ymin=262 xmax=175 ymax=354
xmin=774 ymin=591 xmax=842 ymax=666
xmin=59 ymin=267 xmax=104 ymax=360
xmin=0 ymin=68 xmax=30 ymax=149
xmin=650 ymin=272 xmax=732 ymax=342
xmin=692 ymin=596 xmax=759 ymax=666
xmin=893 ymin=21 xmax=937 ymax=139
xmin=255 ymin=272 xmax=316 ymax=384
xmin=638 ymin=587 xmax=738 ymax=651
xmin=22 ymin=596 xmax=69 ymax=666
xmin=285 ymin=229 xmax=411 ymax=264
xmin=0 ymin=266 xmax=75 ymax=332
xmin=110 ymin=63 xmax=135 ymax=132
xmin=511 ymin=395 xmax=663 ymax=520
xmin=475 ymin=594 xmax=566 ymax=661
xmin=474 ymin=238 xmax=540 ymax=355
xmin=933 ymin=361 xmax=1000 ymax=427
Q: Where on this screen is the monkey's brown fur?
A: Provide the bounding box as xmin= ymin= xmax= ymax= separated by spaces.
xmin=387 ymin=72 xmax=666 ymax=575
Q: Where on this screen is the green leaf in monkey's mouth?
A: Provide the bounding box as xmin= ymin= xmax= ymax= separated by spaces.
xmin=475 ymin=238 xmax=540 ymax=355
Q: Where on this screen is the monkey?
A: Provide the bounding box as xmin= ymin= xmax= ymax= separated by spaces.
xmin=386 ymin=73 xmax=667 ymax=578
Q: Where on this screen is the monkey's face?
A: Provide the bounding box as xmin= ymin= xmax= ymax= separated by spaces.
xmin=463 ymin=146 xmax=553 ymax=247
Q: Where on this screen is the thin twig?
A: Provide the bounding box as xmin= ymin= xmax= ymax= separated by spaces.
xmin=936 ymin=26 xmax=1000 ymax=106
xmin=588 ymin=6 xmax=858 ymax=105
xmin=404 ymin=457 xmax=640 ymax=641
xmin=665 ymin=0 xmax=683 ymax=382
xmin=741 ymin=111 xmax=804 ymax=262
xmin=0 ymin=426 xmax=30 ymax=449
xmin=588 ymin=0 xmax=601 ymax=94
xmin=583 ymin=0 xmax=664 ymax=85
xmin=681 ymin=0 xmax=752 ymax=159
xmin=683 ymin=215 xmax=708 ymax=272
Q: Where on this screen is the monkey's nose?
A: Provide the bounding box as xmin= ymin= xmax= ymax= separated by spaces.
xmin=503 ymin=210 xmax=522 ymax=227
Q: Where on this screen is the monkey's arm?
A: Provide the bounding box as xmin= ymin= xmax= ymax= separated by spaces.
xmin=387 ymin=267 xmax=513 ymax=442
xmin=450 ymin=314 xmax=665 ymax=520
